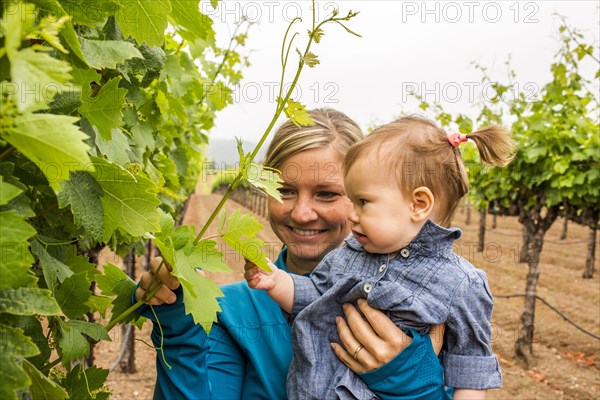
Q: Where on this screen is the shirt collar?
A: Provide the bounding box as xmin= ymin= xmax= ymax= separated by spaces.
xmin=344 ymin=219 xmax=462 ymax=256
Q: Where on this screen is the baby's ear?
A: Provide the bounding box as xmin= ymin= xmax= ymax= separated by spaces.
xmin=410 ymin=187 xmax=434 ymax=222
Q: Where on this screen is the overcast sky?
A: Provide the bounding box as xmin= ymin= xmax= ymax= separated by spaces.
xmin=204 ymin=1 xmax=599 ymax=143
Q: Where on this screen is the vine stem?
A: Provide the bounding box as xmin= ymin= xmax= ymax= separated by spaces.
xmin=0 ymin=146 xmax=15 ymax=161
xmin=105 ymin=282 xmax=162 ymax=332
xmin=191 ymin=7 xmax=325 ymax=246
xmin=197 ymin=19 xmax=251 ymax=107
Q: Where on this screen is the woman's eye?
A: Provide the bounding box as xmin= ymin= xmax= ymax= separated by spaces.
xmin=277 ymin=187 xmax=294 ymax=197
xmin=317 ymin=192 xmax=339 ymax=200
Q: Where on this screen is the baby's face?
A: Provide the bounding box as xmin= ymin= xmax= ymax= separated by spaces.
xmin=344 ymin=158 xmax=420 ymax=254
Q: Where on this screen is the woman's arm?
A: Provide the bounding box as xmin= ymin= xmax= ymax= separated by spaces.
xmin=206 ymin=322 xmax=246 ymax=399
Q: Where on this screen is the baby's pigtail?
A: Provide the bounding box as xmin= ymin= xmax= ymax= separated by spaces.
xmin=468 ymin=126 xmax=515 ymax=166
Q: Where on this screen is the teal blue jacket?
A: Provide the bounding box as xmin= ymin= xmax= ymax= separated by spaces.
xmin=137 ymin=248 xmax=450 ymax=399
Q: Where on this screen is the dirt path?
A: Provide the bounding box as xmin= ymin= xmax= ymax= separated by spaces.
xmin=96 ymin=198 xmax=599 ymax=399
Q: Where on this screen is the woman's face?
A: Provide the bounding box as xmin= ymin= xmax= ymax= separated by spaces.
xmin=268 ymin=146 xmax=353 ymax=273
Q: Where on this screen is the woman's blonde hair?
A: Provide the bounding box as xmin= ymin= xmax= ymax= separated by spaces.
xmin=344 ymin=115 xmax=515 ymax=226
xmin=263 ymin=108 xmax=363 ymax=170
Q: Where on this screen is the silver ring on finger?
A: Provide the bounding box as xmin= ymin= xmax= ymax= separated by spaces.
xmin=353 ymin=344 xmax=364 ymax=360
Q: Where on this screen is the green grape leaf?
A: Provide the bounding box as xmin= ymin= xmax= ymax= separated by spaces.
xmin=8 ymin=48 xmax=73 ymax=112
xmin=0 ymin=211 xmax=37 ymax=290
xmin=79 ymin=77 xmax=128 ymax=140
xmin=153 ymin=211 xmax=176 ymax=265
xmin=282 ymin=99 xmax=314 ymax=127
xmin=95 ymin=128 xmax=132 ymax=166
xmin=308 ymin=28 xmax=324 ymax=43
xmin=14 ymin=316 xmax=50 ymax=370
xmin=219 ymin=209 xmax=270 ymax=271
xmin=187 ymin=239 xmax=231 ymax=273
xmin=0 ymin=287 xmax=61 ymax=316
xmin=2 ymin=192 xmax=35 ymax=219
xmin=37 ymin=15 xmax=69 ymax=53
xmin=88 ymin=157 xmax=161 ymax=242
xmin=124 ymin=43 xmax=166 ymax=78
xmin=79 ymin=37 xmax=143 ymax=70
xmin=58 ymin=320 xmax=110 ymax=366
xmin=207 ymin=82 xmax=232 ymax=111
xmin=303 ymin=51 xmax=320 ymax=68
xmin=236 ymin=137 xmax=250 ymax=170
xmin=58 ymin=171 xmax=104 ymax=242
xmin=85 ymin=295 xmax=113 ymax=318
xmin=0 ymin=324 xmax=40 ymax=400
xmin=62 ymin=365 xmax=109 ymax=399
xmin=30 ymin=240 xmax=74 ymax=288
xmin=53 ymin=0 xmax=120 ymax=26
xmin=166 ymin=93 xmax=188 ymax=126
xmin=59 ymin=19 xmax=88 ymax=65
xmin=3 ymin=113 xmax=92 ymax=190
xmin=0 ymin=176 xmax=22 ymax=205
xmin=108 ymin=278 xmax=140 ymax=326
xmin=48 ymin=85 xmax=83 ymax=115
xmin=171 ymin=259 xmax=223 ymax=333
xmin=173 ymin=228 xmax=230 ymax=273
xmin=70 ymin=67 xmax=101 ymax=89
xmin=1 ymin=1 xmax=34 ymax=52
xmin=96 ymin=262 xmax=142 ymax=324
xmin=130 ymin=119 xmax=156 ymax=152
xmin=54 ymin=273 xmax=92 ymax=319
xmin=245 ymin=163 xmax=283 ymax=203
xmin=23 ymin=359 xmax=68 ymax=400
xmin=116 ymin=0 xmax=172 ymax=47
xmin=95 ymin=262 xmax=126 ymax=296
xmin=169 ymin=0 xmax=214 ymax=41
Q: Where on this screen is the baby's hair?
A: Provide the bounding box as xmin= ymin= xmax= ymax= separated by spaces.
xmin=344 ymin=115 xmax=515 ymax=226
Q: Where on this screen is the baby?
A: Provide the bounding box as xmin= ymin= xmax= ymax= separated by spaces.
xmin=246 ymin=115 xmax=513 ymax=399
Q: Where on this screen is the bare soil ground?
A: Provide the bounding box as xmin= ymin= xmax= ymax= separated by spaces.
xmin=95 ymin=193 xmax=600 ymax=399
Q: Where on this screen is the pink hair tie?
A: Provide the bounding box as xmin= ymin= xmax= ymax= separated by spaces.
xmin=448 ymin=132 xmax=468 ymax=147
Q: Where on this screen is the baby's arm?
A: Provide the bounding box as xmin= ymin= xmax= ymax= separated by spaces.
xmin=244 ymin=261 xmax=294 ymax=314
xmin=453 ymin=389 xmax=487 ymax=399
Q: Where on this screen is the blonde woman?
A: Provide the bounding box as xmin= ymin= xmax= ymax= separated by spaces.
xmin=135 ymin=110 xmax=445 ymax=399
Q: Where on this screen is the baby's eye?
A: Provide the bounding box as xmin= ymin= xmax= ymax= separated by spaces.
xmin=358 ymin=199 xmax=368 ymax=206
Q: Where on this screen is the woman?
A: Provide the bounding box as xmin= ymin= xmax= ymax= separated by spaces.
xmin=135 ymin=108 xmax=445 ymax=399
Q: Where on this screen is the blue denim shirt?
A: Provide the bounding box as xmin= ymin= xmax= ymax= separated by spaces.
xmin=289 ymin=220 xmax=502 ymax=399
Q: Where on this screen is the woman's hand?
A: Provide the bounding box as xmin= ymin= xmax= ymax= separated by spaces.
xmin=134 ymin=257 xmax=182 ymax=305
xmin=331 ymin=298 xmax=445 ymax=373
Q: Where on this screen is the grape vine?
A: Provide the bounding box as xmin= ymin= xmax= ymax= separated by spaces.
xmin=0 ymin=0 xmax=360 ymax=398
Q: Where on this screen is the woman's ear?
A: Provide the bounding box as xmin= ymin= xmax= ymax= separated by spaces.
xmin=410 ymin=187 xmax=434 ymax=222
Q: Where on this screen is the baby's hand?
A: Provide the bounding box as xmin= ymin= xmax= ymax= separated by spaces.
xmin=243 ymin=259 xmax=280 ymax=290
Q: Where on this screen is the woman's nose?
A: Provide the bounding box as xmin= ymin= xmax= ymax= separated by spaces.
xmin=290 ymin=197 xmax=318 ymax=223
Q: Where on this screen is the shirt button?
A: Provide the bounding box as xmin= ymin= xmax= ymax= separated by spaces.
xmin=363 ymin=283 xmax=373 ymax=293
xmin=400 ymin=248 xmax=410 ymax=258
xmin=379 ymin=264 xmax=386 ymax=272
